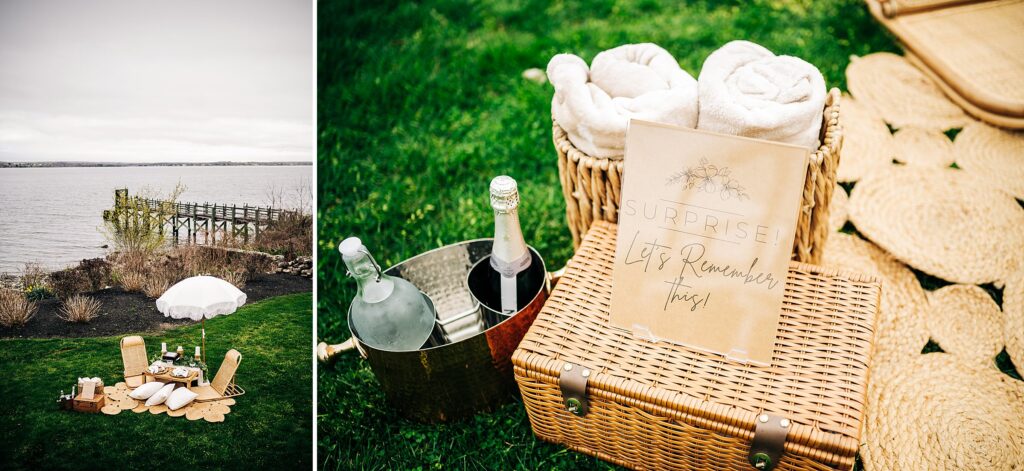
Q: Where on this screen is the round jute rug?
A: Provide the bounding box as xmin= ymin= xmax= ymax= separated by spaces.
xmin=822 ymin=233 xmax=928 ymax=362
xmin=848 ymin=166 xmax=1024 ymax=285
xmin=829 ymin=184 xmax=848 ymax=232
xmin=892 ymin=127 xmax=955 ymax=168
xmin=927 ymin=284 xmax=1004 ymax=366
xmin=1004 ymin=273 xmax=1024 ymax=371
xmin=110 ymin=386 xmax=235 ymax=422
xmin=861 ymin=353 xmax=1024 ymax=471
xmin=836 ymin=94 xmax=894 ymax=182
xmin=846 ymin=53 xmax=969 ymax=131
xmin=954 ymin=121 xmax=1024 ymax=200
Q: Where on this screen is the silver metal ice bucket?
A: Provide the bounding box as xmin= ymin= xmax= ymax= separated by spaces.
xmin=340 ymin=238 xmax=550 ymax=423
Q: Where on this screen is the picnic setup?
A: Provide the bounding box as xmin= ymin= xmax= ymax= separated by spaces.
xmin=60 ymin=276 xmax=246 ymax=423
xmin=320 ymin=0 xmax=1023 ymax=469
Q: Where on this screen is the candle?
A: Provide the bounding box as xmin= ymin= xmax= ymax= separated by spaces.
xmin=161 ymin=342 xmax=167 ymax=353
xmin=195 ymin=346 xmax=200 ymax=356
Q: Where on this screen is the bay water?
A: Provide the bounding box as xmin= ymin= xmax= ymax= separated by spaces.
xmin=0 ymin=165 xmax=311 ymax=273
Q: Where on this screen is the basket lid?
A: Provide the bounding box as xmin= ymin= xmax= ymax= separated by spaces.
xmin=865 ymin=0 xmax=1024 ymax=127
xmin=513 ymin=221 xmax=880 ymax=469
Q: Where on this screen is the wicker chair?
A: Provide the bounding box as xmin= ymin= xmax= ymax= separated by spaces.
xmin=194 ymin=349 xmax=245 ymax=402
xmin=119 ymin=336 xmax=148 ymax=388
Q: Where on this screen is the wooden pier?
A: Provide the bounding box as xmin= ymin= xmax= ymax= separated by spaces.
xmin=103 ymin=188 xmax=291 ymax=244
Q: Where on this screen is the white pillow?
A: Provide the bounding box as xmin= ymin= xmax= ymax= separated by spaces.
xmin=129 ymin=381 xmax=165 ymax=400
xmin=145 ymin=383 xmax=175 ymax=406
xmin=166 ymin=387 xmax=199 ymax=411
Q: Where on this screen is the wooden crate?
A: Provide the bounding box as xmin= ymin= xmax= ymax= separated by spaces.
xmin=513 ymin=222 xmax=880 ymax=470
xmin=72 ymin=393 xmax=105 ymax=414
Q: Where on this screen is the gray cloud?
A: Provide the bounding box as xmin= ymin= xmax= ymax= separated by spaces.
xmin=0 ymin=0 xmax=312 ymax=162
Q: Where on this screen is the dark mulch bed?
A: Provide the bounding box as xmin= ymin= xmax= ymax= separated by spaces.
xmin=0 ymin=273 xmax=311 ymax=339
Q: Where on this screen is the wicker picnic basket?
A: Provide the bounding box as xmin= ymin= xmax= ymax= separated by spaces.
xmin=512 ymin=221 xmax=880 ymax=470
xmin=77 ymin=378 xmax=105 ymax=392
xmin=554 ymin=88 xmax=844 ymax=265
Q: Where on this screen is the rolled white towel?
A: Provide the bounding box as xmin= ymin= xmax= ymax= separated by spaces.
xmin=697 ymin=40 xmax=826 ymax=149
xmin=548 ymin=43 xmax=698 ymax=159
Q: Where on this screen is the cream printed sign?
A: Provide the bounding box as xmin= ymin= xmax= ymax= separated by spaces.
xmin=608 ymin=120 xmax=809 ymax=365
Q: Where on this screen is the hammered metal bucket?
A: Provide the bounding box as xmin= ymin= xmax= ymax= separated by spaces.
xmin=349 ymin=238 xmax=550 ymax=423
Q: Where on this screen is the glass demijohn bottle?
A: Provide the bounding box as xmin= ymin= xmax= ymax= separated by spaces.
xmin=340 ymin=237 xmax=437 ymax=351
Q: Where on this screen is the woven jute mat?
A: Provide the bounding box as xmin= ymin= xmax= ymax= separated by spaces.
xmin=1004 ymin=273 xmax=1024 ymax=370
xmin=846 ymin=53 xmax=969 ymax=131
xmin=926 ymin=284 xmax=1004 ymax=366
xmin=100 ymin=384 xmax=139 ymax=415
xmin=954 ymin=121 xmax=1024 ymax=200
xmin=848 ymin=165 xmax=1024 ymax=285
xmin=836 ymin=94 xmax=894 ymax=182
xmin=892 ymin=127 xmax=955 ymax=167
xmin=822 ymin=233 xmax=928 ymax=363
xmin=829 ymin=184 xmax=849 ymax=232
xmin=98 ymin=383 xmax=234 ymax=422
xmin=861 ymin=353 xmax=1024 ymax=471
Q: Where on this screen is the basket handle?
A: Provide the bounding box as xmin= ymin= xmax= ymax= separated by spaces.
xmin=317 ymin=338 xmax=362 ymax=364
xmin=548 ymin=266 xmax=565 ymax=287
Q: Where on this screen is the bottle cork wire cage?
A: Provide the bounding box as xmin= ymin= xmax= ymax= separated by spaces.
xmin=554 ymin=88 xmax=844 ymax=265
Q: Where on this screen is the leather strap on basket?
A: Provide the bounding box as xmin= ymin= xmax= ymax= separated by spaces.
xmin=748 ymin=413 xmax=790 ymax=470
xmin=558 ymin=362 xmax=591 ymax=417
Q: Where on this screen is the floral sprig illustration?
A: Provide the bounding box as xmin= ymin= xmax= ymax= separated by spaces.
xmin=665 ymin=158 xmax=750 ymax=201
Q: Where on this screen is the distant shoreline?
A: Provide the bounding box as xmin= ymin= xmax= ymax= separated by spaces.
xmin=0 ymin=161 xmax=312 ymax=168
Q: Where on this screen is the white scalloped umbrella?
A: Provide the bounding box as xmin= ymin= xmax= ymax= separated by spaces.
xmin=156 ymin=275 xmax=246 ymax=362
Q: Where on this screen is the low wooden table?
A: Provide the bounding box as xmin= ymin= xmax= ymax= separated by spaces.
xmin=144 ymin=364 xmax=200 ymax=389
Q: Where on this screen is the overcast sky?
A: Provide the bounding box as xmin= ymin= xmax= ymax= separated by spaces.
xmin=0 ymin=0 xmax=312 ymax=162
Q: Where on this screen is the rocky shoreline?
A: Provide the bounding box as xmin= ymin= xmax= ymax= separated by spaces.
xmin=273 ymin=255 xmax=313 ymax=278
xmin=0 ymin=248 xmax=312 ymax=290
xmin=0 ymin=272 xmax=311 ymax=339
xmin=0 ymin=246 xmax=313 ymax=339
xmin=0 ymin=273 xmax=21 ymax=290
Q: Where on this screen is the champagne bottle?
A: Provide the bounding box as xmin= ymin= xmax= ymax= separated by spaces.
xmin=487 ymin=176 xmax=539 ymax=314
xmin=340 ymin=237 xmax=438 ymax=351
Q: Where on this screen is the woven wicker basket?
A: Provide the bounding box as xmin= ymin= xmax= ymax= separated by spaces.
xmin=513 ymin=221 xmax=879 ymax=470
xmin=555 ymin=88 xmax=843 ymax=265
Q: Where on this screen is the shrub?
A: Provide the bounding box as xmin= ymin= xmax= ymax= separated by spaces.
xmin=77 ymin=258 xmax=112 ymax=291
xmin=112 ymin=243 xmax=268 ymax=295
xmin=0 ymin=289 xmax=38 ymax=327
xmin=21 ymin=263 xmax=49 ymax=290
xmin=49 ymin=267 xmax=90 ymax=299
xmin=142 ymin=263 xmax=180 ymax=298
xmin=58 ymin=295 xmax=101 ymax=323
xmin=24 ymin=285 xmax=52 ymax=301
xmin=192 ymin=246 xmax=229 ymax=275
xmin=218 ymin=268 xmax=248 ymax=290
xmin=118 ymin=270 xmax=147 ymax=292
xmin=143 ymin=275 xmax=172 ymax=299
xmin=225 ymin=251 xmax=274 ymax=280
xmin=115 ymin=249 xmax=149 ymax=274
xmin=255 ymin=211 xmax=312 ymax=259
xmin=20 ymin=263 xmax=53 ymax=300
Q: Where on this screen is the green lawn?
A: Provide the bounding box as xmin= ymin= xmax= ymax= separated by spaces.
xmin=0 ymin=293 xmax=313 ymax=470
xmin=317 ymin=0 xmax=901 ymax=469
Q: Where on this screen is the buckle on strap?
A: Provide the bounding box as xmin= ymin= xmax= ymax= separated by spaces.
xmin=558 ymin=362 xmax=592 ymax=417
xmin=748 ymin=413 xmax=790 ymax=470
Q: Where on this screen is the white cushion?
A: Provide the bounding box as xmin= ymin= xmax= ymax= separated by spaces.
xmin=129 ymin=381 xmax=165 ymax=400
xmin=165 ymin=387 xmax=199 ymax=411
xmin=145 ymin=383 xmax=175 ymax=406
